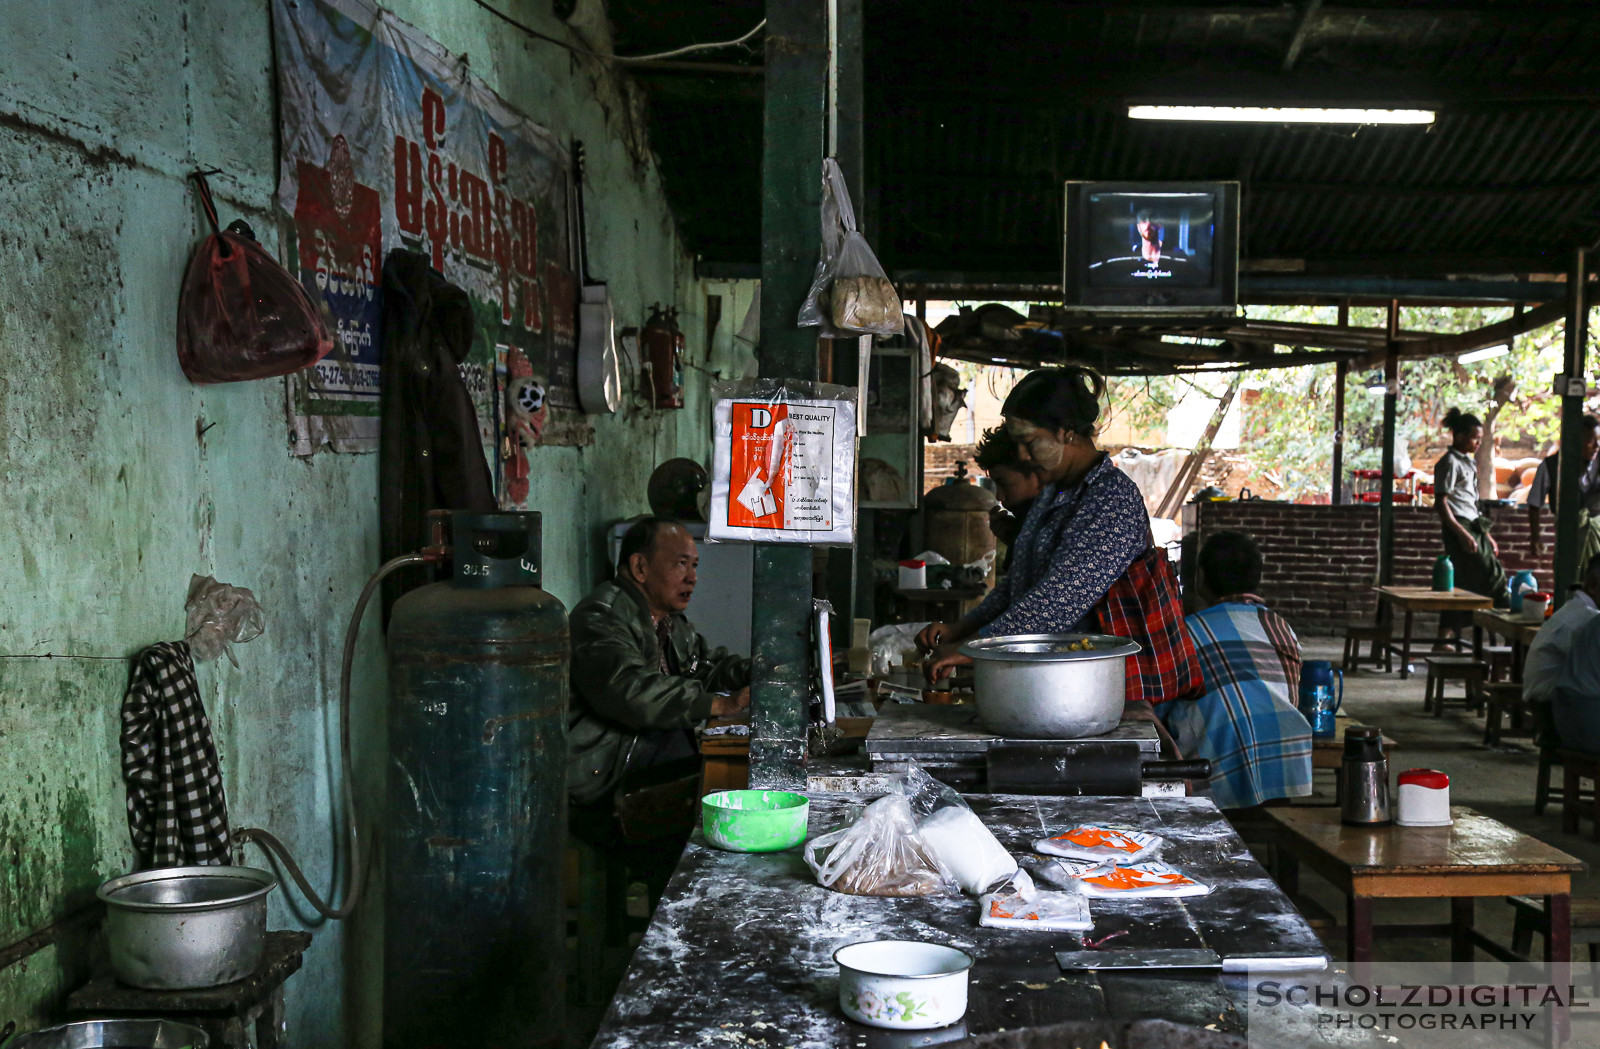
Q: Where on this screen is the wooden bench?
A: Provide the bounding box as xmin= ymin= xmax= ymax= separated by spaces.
xmin=1508 ymin=895 xmax=1600 ymax=991
xmin=1342 ymin=622 xmax=1392 ymax=673
xmin=1423 ymin=655 xmax=1487 ymax=716
xmin=1481 ymin=643 xmax=1516 ymax=682
xmin=1561 ymin=749 xmax=1600 ymax=842
xmin=1482 ymin=682 xmax=1532 ymax=745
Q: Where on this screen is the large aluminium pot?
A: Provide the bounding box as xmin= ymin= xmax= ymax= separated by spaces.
xmin=96 ymin=866 xmax=275 ymax=990
xmin=959 ymin=633 xmax=1141 ymax=739
xmin=5 ymin=1019 xmax=210 ymax=1048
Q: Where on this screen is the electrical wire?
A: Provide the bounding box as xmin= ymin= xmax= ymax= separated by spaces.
xmin=234 ymin=551 xmax=431 ymax=921
xmin=613 ymin=20 xmax=766 ymax=63
xmin=466 ymin=0 xmax=764 ymax=67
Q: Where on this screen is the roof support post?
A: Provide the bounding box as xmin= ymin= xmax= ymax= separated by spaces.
xmin=1332 ymin=300 xmax=1350 ymax=506
xmin=750 ymin=0 xmax=827 ymax=789
xmin=1378 ymin=301 xmax=1400 ymax=588
xmin=827 ymin=0 xmax=867 ymax=642
xmin=1554 ymin=248 xmax=1590 ymax=606
xmin=1332 ymin=360 xmax=1348 ymax=505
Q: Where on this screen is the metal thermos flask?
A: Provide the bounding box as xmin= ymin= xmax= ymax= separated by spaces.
xmin=1340 ymin=725 xmax=1391 ymax=825
xmin=1298 ymin=660 xmax=1343 ymax=739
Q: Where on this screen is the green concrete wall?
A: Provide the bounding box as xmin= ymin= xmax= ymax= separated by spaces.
xmin=0 ymin=1 xmax=753 ymax=1043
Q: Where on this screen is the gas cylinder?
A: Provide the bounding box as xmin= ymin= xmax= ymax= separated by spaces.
xmin=922 ymin=461 xmax=998 ymax=579
xmin=642 ymin=303 xmax=684 ymax=409
xmin=384 ymin=511 xmax=568 ymax=1049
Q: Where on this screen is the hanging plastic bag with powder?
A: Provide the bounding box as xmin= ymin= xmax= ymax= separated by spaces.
xmin=708 ymin=378 xmax=857 ymax=545
xmin=797 ymin=159 xmax=904 ymax=337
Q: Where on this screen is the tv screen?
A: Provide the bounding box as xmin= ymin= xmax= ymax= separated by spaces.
xmin=1063 ymin=181 xmax=1238 ymax=311
xmin=1085 ymin=191 xmax=1215 ymax=289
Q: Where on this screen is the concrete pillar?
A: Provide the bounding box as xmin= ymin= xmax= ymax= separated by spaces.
xmin=750 ymin=0 xmax=827 ymax=788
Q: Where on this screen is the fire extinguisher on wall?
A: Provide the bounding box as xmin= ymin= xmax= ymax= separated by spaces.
xmin=641 ymin=304 xmax=685 ymax=410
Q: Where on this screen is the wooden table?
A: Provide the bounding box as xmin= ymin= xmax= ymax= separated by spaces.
xmin=591 ymin=794 xmax=1327 ymax=1048
xmin=1265 ymin=806 xmax=1583 ymax=964
xmin=1372 ymin=586 xmax=1494 ymax=680
xmin=1472 ymin=607 xmax=1542 ymax=682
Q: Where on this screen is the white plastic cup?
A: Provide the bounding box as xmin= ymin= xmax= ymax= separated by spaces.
xmin=1522 ymin=593 xmax=1550 ymax=623
xmin=898 ymin=560 xmax=927 ymax=589
xmin=1396 ymin=769 xmax=1452 ymax=827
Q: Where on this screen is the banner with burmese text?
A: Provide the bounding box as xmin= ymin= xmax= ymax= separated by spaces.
xmin=273 ymin=0 xmax=581 ymax=466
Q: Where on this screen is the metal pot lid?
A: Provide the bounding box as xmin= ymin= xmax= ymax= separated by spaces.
xmin=97 ymin=866 xmax=276 ymax=913
xmin=959 ymin=633 xmax=1141 ymax=662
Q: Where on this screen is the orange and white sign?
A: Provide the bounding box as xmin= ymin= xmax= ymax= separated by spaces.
xmin=1036 ymin=825 xmax=1162 ymax=863
xmin=710 ymin=392 xmax=855 ymax=545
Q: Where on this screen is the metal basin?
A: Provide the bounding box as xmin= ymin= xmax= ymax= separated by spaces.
xmin=97 ymin=866 xmax=275 ymax=990
xmin=5 ymin=1019 xmax=209 ymax=1048
xmin=960 ymin=633 xmax=1141 ymax=739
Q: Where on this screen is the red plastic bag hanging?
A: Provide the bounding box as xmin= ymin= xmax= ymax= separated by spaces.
xmin=176 ymin=171 xmax=334 ymax=383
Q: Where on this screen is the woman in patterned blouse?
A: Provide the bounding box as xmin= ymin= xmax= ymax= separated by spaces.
xmin=917 ymin=367 xmax=1201 ymax=710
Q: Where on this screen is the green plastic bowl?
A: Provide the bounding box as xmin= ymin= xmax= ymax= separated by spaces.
xmin=702 ymin=790 xmax=811 ymax=852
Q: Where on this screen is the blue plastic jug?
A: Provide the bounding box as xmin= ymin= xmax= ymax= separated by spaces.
xmin=1508 ymin=570 xmax=1538 ymax=613
xmin=1298 ymin=660 xmax=1343 ymax=739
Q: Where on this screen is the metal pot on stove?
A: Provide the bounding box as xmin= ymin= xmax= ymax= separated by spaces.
xmin=958 ymin=633 xmax=1140 ymax=739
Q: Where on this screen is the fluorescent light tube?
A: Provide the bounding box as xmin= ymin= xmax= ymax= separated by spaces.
xmin=1128 ymin=105 xmax=1435 ymax=125
xmin=1457 ymin=344 xmax=1510 ymax=364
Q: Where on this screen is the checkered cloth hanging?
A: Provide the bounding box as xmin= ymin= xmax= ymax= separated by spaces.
xmin=120 ymin=641 xmax=231 ymax=867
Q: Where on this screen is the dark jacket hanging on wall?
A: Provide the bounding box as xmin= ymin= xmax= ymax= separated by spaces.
xmin=379 ymin=250 xmax=496 ymax=613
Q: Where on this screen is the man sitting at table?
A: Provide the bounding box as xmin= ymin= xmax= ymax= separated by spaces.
xmin=1160 ymin=531 xmax=1313 ymax=809
xmin=1552 ymin=604 xmax=1600 ymax=754
xmin=567 ymin=517 xmax=751 ymax=894
xmin=1524 ymin=555 xmax=1600 ymax=707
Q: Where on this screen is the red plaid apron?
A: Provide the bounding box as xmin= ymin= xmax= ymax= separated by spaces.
xmin=1093 ymin=547 xmax=1202 ymax=705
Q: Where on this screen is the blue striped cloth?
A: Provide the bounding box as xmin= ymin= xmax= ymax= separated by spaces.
xmin=1160 ymin=599 xmax=1313 ymax=809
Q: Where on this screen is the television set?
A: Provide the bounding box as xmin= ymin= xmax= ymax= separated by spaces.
xmin=1062 ymin=181 xmax=1239 ymax=311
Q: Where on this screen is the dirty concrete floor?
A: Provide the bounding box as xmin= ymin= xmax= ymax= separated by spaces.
xmin=565 ymin=639 xmax=1600 ymax=1046
xmin=1288 ymin=637 xmax=1598 ymax=963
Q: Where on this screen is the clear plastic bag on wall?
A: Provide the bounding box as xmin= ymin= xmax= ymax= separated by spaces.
xmin=185 ymin=575 xmax=265 ymax=666
xmin=708 ymin=378 xmax=857 ymax=545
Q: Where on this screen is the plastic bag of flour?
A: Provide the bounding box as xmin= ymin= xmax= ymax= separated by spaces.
xmin=708 ymin=379 xmax=857 ymax=545
xmin=896 ymin=763 xmax=1017 ymax=895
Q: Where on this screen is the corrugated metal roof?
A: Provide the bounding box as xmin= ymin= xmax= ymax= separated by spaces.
xmin=611 ymin=0 xmax=1600 ymax=282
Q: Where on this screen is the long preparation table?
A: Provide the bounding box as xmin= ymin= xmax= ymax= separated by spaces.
xmin=590 ymin=793 xmax=1327 ymax=1048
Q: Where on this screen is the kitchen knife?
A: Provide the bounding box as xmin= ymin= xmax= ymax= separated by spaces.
xmin=1056 ymin=948 xmax=1223 ymax=970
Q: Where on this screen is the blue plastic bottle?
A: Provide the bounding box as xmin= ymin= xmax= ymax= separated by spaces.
xmin=1508 ymin=570 xmax=1537 ymax=613
xmin=1298 ymin=660 xmax=1344 ymax=739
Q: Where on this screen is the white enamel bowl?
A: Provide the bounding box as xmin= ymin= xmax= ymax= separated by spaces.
xmin=833 ymin=939 xmax=974 ymax=1029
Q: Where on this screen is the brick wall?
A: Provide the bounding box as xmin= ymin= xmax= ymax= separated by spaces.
xmin=924 ymin=442 xmax=979 ymax=492
xmin=1195 ymin=502 xmax=1553 ymax=637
